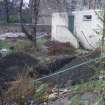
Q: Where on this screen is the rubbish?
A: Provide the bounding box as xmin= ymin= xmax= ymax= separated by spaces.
xmin=48 ymin=93 xmax=58 ymax=101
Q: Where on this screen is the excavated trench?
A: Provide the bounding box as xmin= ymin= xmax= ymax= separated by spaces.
xmin=0 ymin=52 xmax=75 ymax=88
xmin=0 ymin=49 xmax=101 ymax=89
xmin=39 ymin=49 xmax=101 ymax=87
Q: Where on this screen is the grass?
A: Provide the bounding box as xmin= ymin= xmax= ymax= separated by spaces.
xmin=70 ymin=80 xmax=103 ymax=93
xmin=37 ymin=37 xmax=48 ymax=48
xmin=0 ymin=41 xmax=10 ymax=49
xmin=68 ymin=80 xmax=103 ymax=105
xmin=0 ymin=36 xmax=49 ymax=56
xmin=69 ymin=95 xmax=81 ymax=105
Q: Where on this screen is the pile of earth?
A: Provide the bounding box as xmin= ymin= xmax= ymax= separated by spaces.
xmin=42 ymin=41 xmax=76 ymax=55
xmin=0 ymin=53 xmax=38 ymax=86
xmin=42 ymin=49 xmax=101 ymax=86
xmin=0 ymin=49 xmax=101 ymax=89
xmin=0 ymin=52 xmax=75 ymax=88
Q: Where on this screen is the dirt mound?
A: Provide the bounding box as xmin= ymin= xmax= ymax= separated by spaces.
xmin=0 ymin=49 xmax=101 ymax=89
xmin=36 ymin=55 xmax=76 ymax=75
xmin=41 ymin=49 xmax=101 ymax=86
xmin=0 ymin=52 xmax=76 ymax=88
xmin=0 ymin=53 xmax=38 ymax=86
xmin=43 ymin=41 xmax=76 ymax=55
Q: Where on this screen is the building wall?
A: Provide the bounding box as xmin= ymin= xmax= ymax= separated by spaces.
xmin=51 ymin=10 xmax=103 ymax=50
xmin=51 ymin=12 xmax=69 ymax=40
xmin=73 ymin=10 xmax=102 ymax=49
xmin=51 ymin=12 xmax=79 ymax=48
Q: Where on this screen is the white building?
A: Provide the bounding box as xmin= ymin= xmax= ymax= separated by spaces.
xmin=73 ymin=9 xmax=102 ymax=50
xmin=51 ymin=12 xmax=79 ymax=49
xmin=51 ymin=10 xmax=102 ymax=50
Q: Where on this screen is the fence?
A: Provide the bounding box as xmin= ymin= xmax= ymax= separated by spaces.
xmin=30 ymin=56 xmax=103 ymax=105
xmin=0 ymin=55 xmax=104 ymax=105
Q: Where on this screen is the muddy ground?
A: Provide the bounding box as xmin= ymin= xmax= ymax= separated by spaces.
xmin=0 ymin=53 xmax=76 ymax=88
xmin=0 ymin=49 xmax=101 ymax=89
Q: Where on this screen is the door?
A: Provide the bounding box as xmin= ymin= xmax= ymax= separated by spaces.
xmin=68 ymin=16 xmax=74 ymax=34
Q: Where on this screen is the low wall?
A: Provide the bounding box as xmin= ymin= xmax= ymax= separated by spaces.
xmin=0 ymin=24 xmax=51 ymax=34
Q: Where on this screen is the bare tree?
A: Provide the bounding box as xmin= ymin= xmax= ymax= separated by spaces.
xmin=4 ymin=0 xmax=10 ymax=23
xmin=19 ymin=0 xmax=71 ymax=48
xmin=19 ymin=0 xmax=40 ymax=47
xmin=30 ymin=0 xmax=40 ymax=47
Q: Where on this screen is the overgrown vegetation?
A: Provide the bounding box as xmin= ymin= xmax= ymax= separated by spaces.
xmin=67 ymin=8 xmax=105 ymax=105
xmin=0 ymin=1 xmax=105 ymax=105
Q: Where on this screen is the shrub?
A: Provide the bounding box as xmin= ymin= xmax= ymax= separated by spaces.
xmin=9 ymin=16 xmax=18 ymax=23
xmin=45 ymin=41 xmax=76 ymax=55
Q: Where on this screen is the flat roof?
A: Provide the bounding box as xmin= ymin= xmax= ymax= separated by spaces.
xmin=72 ymin=9 xmax=102 ymax=14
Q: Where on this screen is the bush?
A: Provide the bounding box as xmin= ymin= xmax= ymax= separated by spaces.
xmin=45 ymin=41 xmax=76 ymax=55
xmin=15 ymin=40 xmax=33 ymax=53
xmin=9 ymin=16 xmax=18 ymax=23
xmin=5 ymin=74 xmax=35 ymax=105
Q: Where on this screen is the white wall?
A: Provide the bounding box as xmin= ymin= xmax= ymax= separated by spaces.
xmin=73 ymin=10 xmax=102 ymax=50
xmin=56 ymin=26 xmax=79 ymax=48
xmin=51 ymin=12 xmax=79 ymax=48
xmin=51 ymin=10 xmax=102 ymax=50
xmin=51 ymin=12 xmax=69 ymax=39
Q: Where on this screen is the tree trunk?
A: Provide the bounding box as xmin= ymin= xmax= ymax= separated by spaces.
xmin=4 ymin=0 xmax=10 ymax=23
xmin=31 ymin=0 xmax=40 ymax=47
xmin=18 ymin=0 xmax=23 ymax=23
xmin=102 ymin=10 xmax=105 ymax=56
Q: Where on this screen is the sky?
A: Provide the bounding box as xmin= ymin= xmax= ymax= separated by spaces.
xmin=25 ymin=0 xmax=29 ymax=3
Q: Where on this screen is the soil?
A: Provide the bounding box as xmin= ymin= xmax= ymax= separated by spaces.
xmin=41 ymin=49 xmax=101 ymax=86
xmin=0 ymin=49 xmax=101 ymax=89
xmin=0 ymin=52 xmax=38 ymax=87
xmin=0 ymin=52 xmax=75 ymax=88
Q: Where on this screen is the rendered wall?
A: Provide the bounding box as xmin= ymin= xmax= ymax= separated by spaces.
xmin=73 ymin=10 xmax=102 ymax=50
xmin=51 ymin=12 xmax=79 ymax=48
xmin=51 ymin=10 xmax=102 ymax=50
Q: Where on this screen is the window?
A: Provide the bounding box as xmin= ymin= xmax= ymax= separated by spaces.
xmin=83 ymin=15 xmax=92 ymax=21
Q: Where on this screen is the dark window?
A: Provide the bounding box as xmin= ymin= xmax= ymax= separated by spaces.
xmin=83 ymin=15 xmax=92 ymax=21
